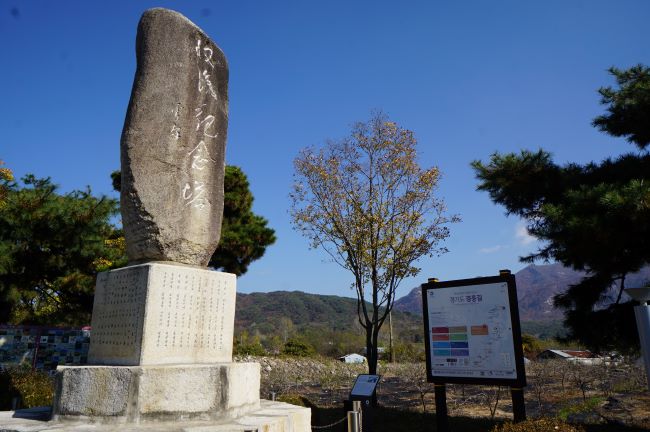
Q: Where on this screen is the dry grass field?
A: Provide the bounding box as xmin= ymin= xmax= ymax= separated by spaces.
xmin=241 ymin=355 xmax=650 ymax=431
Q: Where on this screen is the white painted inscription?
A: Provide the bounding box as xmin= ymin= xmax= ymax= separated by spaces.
xmin=177 ymin=38 xmax=221 ymax=212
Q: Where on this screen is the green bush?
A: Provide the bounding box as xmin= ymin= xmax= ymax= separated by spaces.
xmin=390 ymin=342 xmax=425 ymax=362
xmin=521 ymin=333 xmax=543 ymax=358
xmin=0 ymin=366 xmax=54 ymax=409
xmin=490 ymin=418 xmax=584 ymax=432
xmin=235 ymin=342 xmax=267 ymax=356
xmin=282 ymin=338 xmax=315 ymax=357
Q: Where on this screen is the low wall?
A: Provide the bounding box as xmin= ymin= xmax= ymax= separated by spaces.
xmin=0 ymin=325 xmax=90 ymax=375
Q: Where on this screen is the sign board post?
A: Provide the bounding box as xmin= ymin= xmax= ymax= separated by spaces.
xmin=422 ymin=270 xmax=526 ymax=429
xmin=625 ymin=287 xmax=650 ymax=391
xmin=433 ymin=383 xmax=449 ymax=431
xmin=345 ymin=374 xmax=380 ymax=432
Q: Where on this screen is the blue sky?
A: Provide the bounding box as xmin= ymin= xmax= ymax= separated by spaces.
xmin=2 ymin=1 xmax=649 ymax=300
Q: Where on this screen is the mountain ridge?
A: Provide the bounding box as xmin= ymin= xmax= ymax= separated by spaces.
xmin=393 ymin=263 xmax=650 ymax=321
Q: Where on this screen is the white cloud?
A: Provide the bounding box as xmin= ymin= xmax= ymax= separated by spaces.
xmin=515 ymin=222 xmax=536 ymax=246
xmin=479 ymin=245 xmax=506 ymax=254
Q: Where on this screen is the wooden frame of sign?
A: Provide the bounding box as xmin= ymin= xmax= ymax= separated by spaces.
xmin=421 ymin=272 xmax=526 ymax=387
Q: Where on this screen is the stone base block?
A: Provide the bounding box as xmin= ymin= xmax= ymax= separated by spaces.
xmin=0 ymin=401 xmax=311 ymax=432
xmin=88 ymin=262 xmax=236 ymax=365
xmin=53 ymin=363 xmax=260 ymax=423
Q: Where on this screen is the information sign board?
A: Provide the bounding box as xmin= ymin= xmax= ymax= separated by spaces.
xmin=350 ymin=374 xmax=380 ymax=398
xmin=421 ymin=274 xmax=526 ymax=386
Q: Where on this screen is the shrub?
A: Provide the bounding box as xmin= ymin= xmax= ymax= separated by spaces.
xmin=521 ymin=333 xmax=543 ymax=358
xmin=0 ymin=366 xmax=54 ymax=409
xmin=282 ymin=338 xmax=316 ymax=357
xmin=235 ymin=342 xmax=267 ymax=356
xmin=490 ymin=418 xmax=584 ymax=432
xmin=390 ymin=342 xmax=425 ymax=362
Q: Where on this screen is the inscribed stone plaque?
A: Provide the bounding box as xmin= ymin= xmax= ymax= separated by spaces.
xmin=88 ymin=263 xmax=236 ymax=365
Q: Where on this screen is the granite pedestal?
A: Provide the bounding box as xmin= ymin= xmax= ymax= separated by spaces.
xmin=1 ymin=401 xmax=311 ymax=431
xmin=53 ymin=363 xmax=260 ymax=423
xmin=51 ymin=263 xmax=273 ymax=425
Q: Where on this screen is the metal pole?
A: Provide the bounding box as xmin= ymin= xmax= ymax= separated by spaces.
xmin=348 ymin=410 xmax=360 ymax=432
xmin=634 ymin=304 xmax=650 ymax=391
xmin=32 ymin=328 xmax=41 ymax=370
xmin=434 ymin=383 xmax=448 ymax=432
xmin=352 ymin=400 xmax=362 ymax=431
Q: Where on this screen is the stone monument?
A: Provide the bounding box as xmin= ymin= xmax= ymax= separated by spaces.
xmin=43 ymin=9 xmax=310 ymax=430
xmin=120 ymin=7 xmax=228 ymax=268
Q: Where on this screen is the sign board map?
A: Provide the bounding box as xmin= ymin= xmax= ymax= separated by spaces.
xmin=421 ymin=274 xmax=526 ymax=386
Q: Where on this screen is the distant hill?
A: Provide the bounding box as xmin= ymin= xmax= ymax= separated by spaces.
xmin=234 ymin=263 xmax=650 ymax=343
xmin=235 ymin=291 xmax=422 ymax=338
xmin=236 ymin=291 xmax=358 ymax=331
xmin=392 ymin=263 xmax=650 ymax=321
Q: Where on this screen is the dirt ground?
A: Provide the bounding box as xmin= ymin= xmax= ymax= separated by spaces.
xmin=240 ymin=355 xmax=650 ymax=430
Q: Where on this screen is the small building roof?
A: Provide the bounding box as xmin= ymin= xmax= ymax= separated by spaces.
xmin=339 ymin=353 xmax=366 ymax=363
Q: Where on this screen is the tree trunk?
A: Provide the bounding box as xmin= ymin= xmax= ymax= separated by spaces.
xmin=366 ymin=324 xmax=377 ymax=374
xmin=388 ymin=310 xmax=394 ymax=363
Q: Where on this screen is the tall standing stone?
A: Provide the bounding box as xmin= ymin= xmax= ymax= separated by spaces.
xmin=121 ymin=8 xmax=228 ymax=267
xmin=87 ymin=8 xmax=235 ymax=368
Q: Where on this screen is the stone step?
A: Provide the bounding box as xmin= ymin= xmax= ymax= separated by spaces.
xmin=0 ymin=400 xmax=311 ymax=432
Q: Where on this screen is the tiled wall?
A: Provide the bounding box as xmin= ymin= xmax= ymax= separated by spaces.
xmin=0 ymin=326 xmax=90 ymax=375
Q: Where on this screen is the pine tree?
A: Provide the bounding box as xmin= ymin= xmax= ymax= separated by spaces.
xmin=0 ymin=175 xmax=124 ymax=324
xmin=472 ymin=65 xmax=650 ymax=353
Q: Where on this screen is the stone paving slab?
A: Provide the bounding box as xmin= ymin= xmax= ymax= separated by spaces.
xmin=0 ymin=401 xmax=311 ymax=432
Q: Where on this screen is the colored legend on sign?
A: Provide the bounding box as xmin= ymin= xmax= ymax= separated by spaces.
xmin=471 ymin=325 xmax=489 ymax=336
xmin=431 ymin=325 xmax=470 ymax=357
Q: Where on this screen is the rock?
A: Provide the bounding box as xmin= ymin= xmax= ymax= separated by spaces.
xmin=120 ymin=8 xmax=229 ymax=266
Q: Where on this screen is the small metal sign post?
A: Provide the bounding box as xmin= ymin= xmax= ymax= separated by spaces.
xmin=346 ymin=374 xmax=380 ymax=431
xmin=625 ymin=287 xmax=650 ymax=391
xmin=421 ymin=270 xmax=527 ymax=431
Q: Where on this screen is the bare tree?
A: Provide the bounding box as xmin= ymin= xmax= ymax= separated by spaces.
xmin=290 ymin=112 xmax=458 ymax=374
xmin=397 ymin=362 xmax=433 ymax=412
xmin=568 ymin=362 xmax=595 ymax=401
xmin=527 ymin=360 xmax=553 ymax=415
